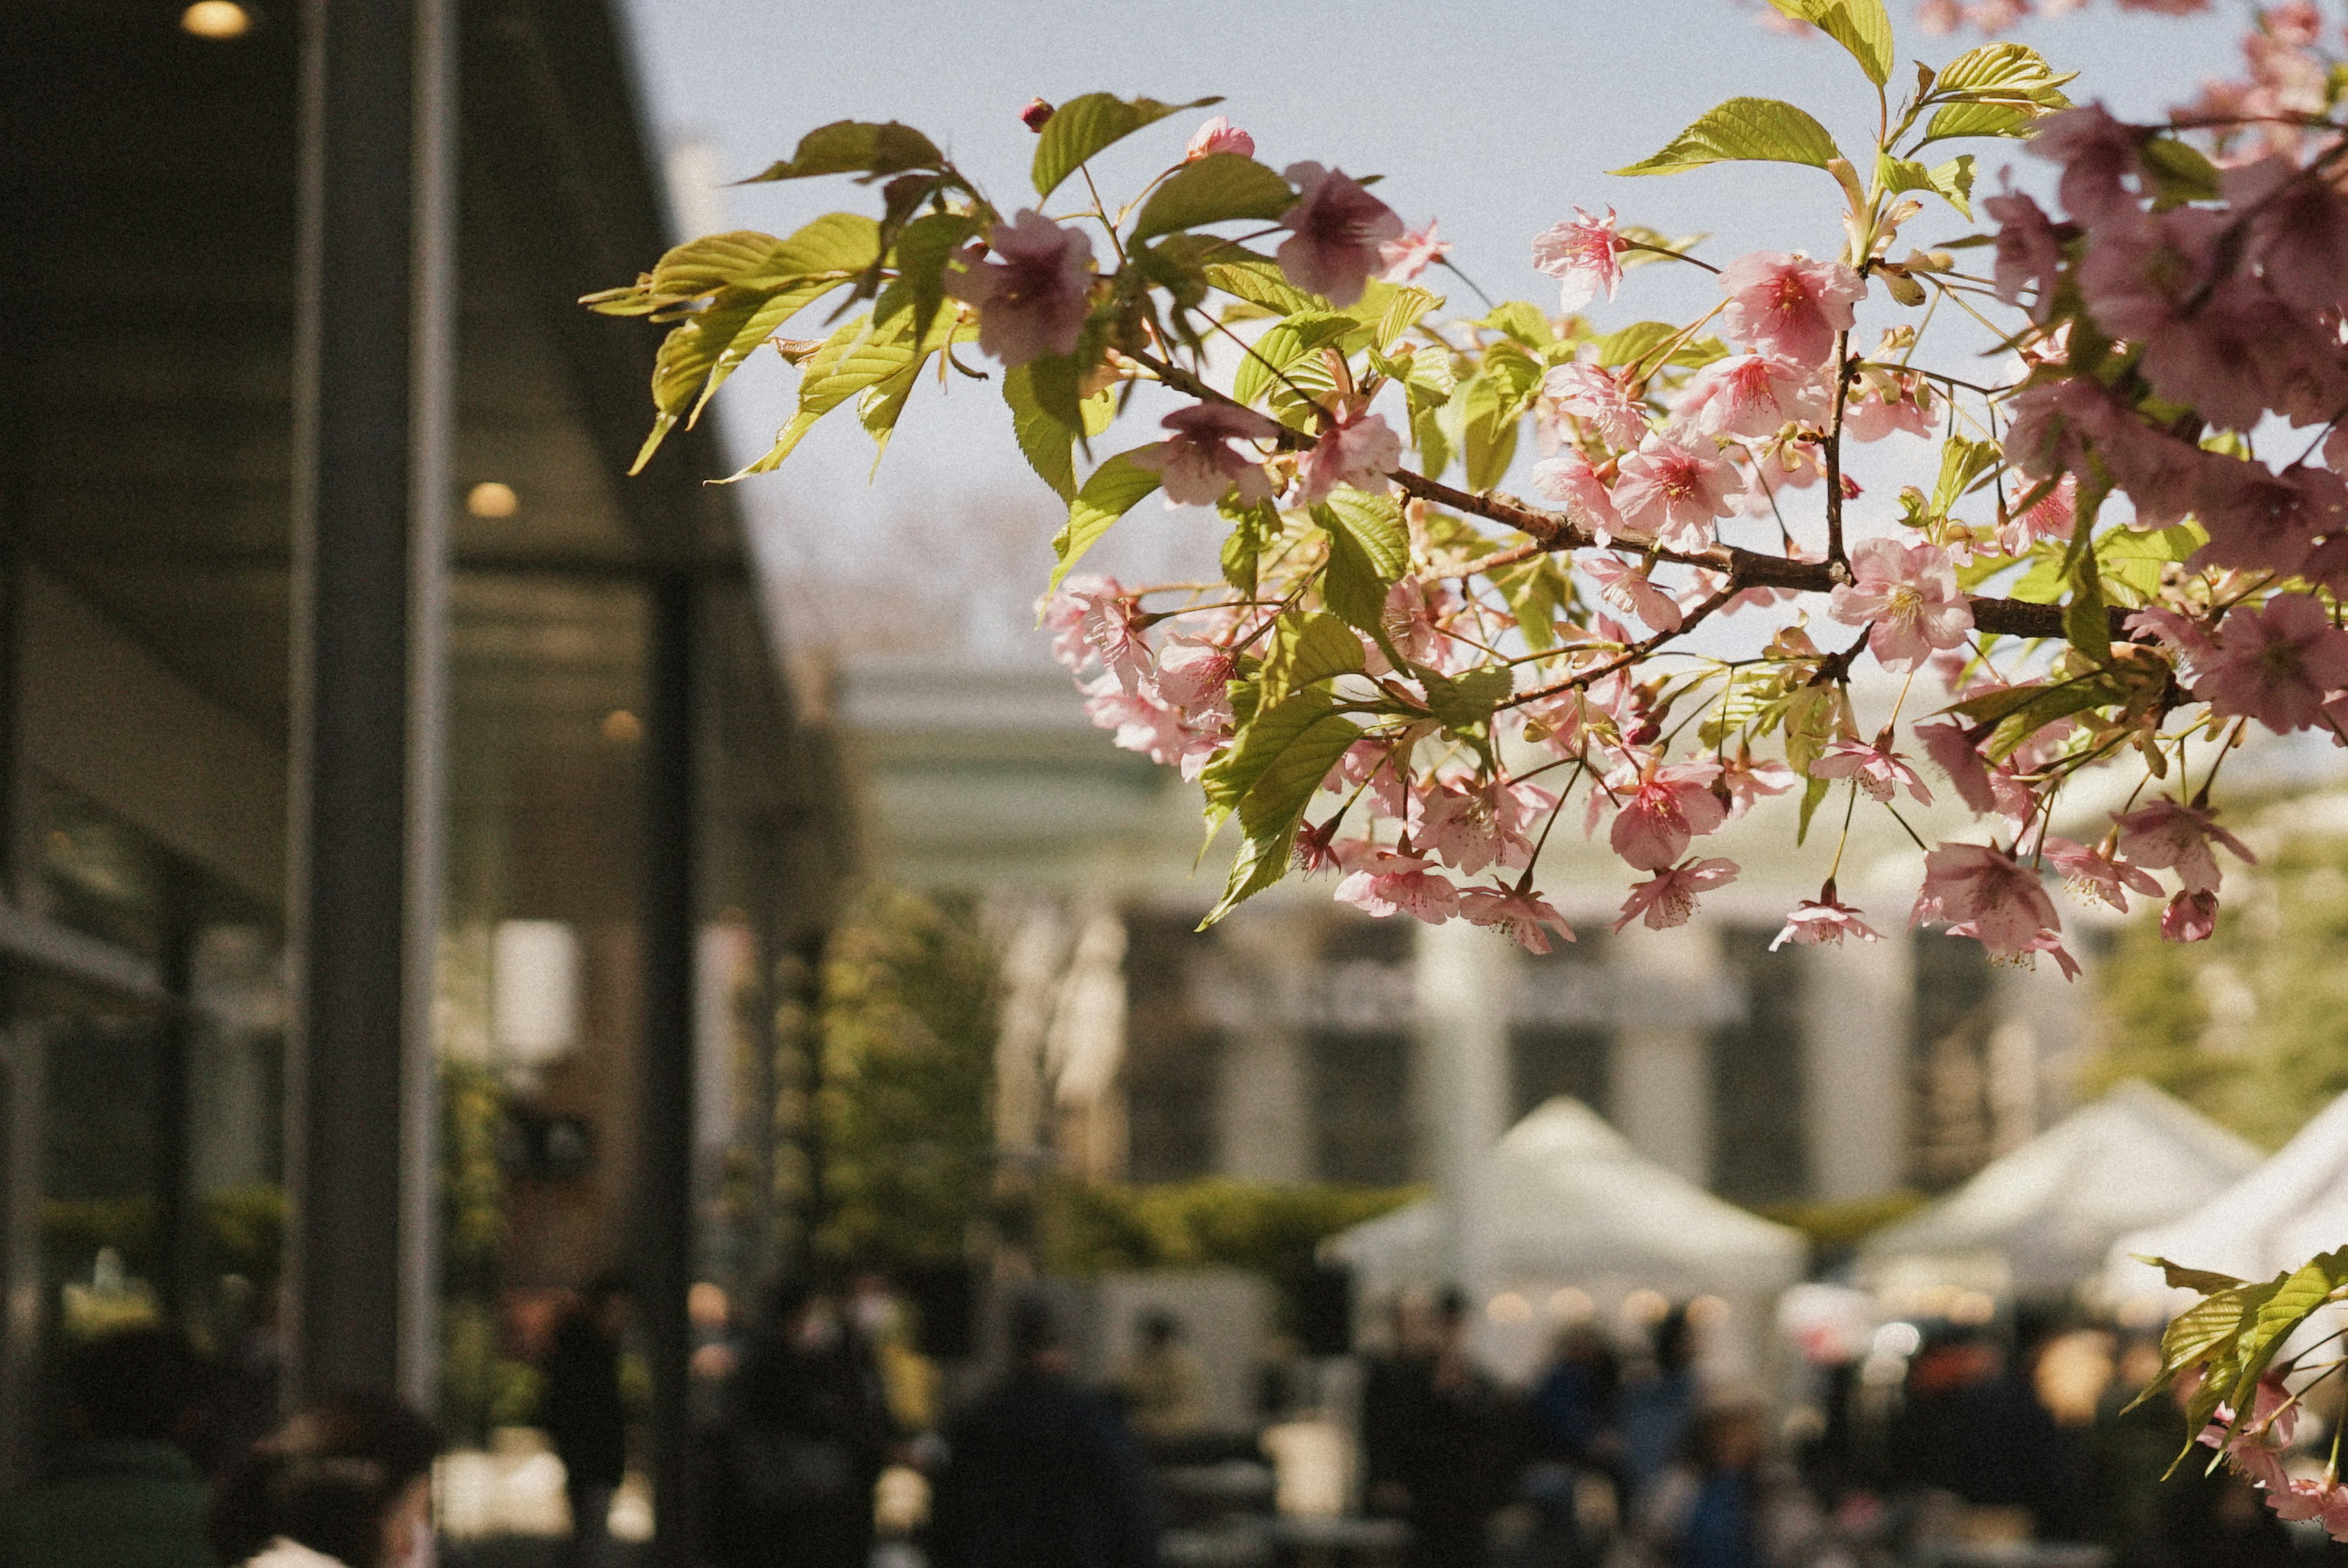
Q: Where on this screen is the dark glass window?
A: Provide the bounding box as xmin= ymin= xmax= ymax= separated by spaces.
xmin=1307 ymin=1027 xmax=1413 ymax=1185
xmin=1708 ymin=926 xmax=1807 ymax=1204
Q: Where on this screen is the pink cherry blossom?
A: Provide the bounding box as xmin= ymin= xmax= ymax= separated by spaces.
xmin=1531 ymin=207 xmax=1626 ymax=312
xmin=1915 ymin=722 xmax=1994 ymax=815
xmin=1545 ymin=362 xmax=1650 ymax=451
xmin=1379 ymin=220 xmax=1451 ymax=283
xmin=1841 ymin=377 xmax=1934 ymax=443
xmin=2029 ymin=104 xmax=2145 ymax=224
xmin=1615 ymin=857 xmax=1740 ymax=932
xmin=1998 ymin=473 xmax=2077 ymax=556
xmin=1459 ymin=885 xmax=1577 ymax=954
xmin=1292 ymin=819 xmax=1342 ymax=874
xmin=1612 ymin=430 xmax=1743 ymax=550
xmin=1910 ymin=842 xmax=2063 ymax=957
xmin=2220 ymin=155 xmax=2348 ymax=317
xmin=1528 ymin=450 xmax=1625 ymax=541
xmin=1329 ymin=737 xmax=1411 ymax=817
xmin=1130 ymin=400 xmax=1284 ymax=508
xmin=1673 ymin=354 xmax=1828 ymax=439
xmin=1584 ymin=552 xmax=1682 ymax=633
xmin=946 ymin=210 xmax=1095 ymax=366
xmin=1720 ymin=750 xmax=1796 ymax=818
xmin=1334 ymin=844 xmax=1460 ymax=923
xmin=1063 ymin=578 xmax=1151 ymax=691
xmin=1154 ymin=638 xmax=1238 ymax=726
xmin=2078 ymin=210 xmax=2273 ymax=432
xmin=1769 ymin=895 xmax=1883 ymax=951
xmin=2127 ymin=606 xmax=2220 ymax=686
xmin=1296 ymin=411 xmax=1401 ymax=502
xmin=2195 ymin=592 xmax=2348 ymax=731
xmin=1718 ymin=251 xmax=1866 ymax=367
xmin=1811 ymin=738 xmax=1933 ymax=804
xmin=1608 ymin=756 xmax=1728 ymax=870
xmin=2042 ymin=836 xmax=2163 ymax=911
xmin=1414 ymin=776 xmax=1550 ymax=875
xmin=2163 ymin=888 xmax=2220 ymax=942
xmin=2192 ymin=460 xmax=2346 ymax=577
xmin=1276 ymin=163 xmax=1405 ymax=307
xmin=1184 ymin=116 xmax=1255 ymax=161
xmin=1828 ymin=537 xmax=1975 ymax=672
xmin=1986 ymin=189 xmax=2063 ymax=322
xmin=1082 ymin=674 xmax=1217 ymax=775
xmin=2113 ymin=798 xmax=2255 ymax=895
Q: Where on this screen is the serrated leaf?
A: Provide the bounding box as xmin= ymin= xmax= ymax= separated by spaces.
xmin=1767 ymin=0 xmax=1894 ymax=86
xmin=2142 ymin=136 xmax=2221 ymax=205
xmin=1317 ymin=493 xmax=1409 ymax=632
xmin=1131 ymin=153 xmax=1294 ymax=241
xmin=1931 ymin=434 xmax=2001 ymax=517
xmin=1033 ymin=92 xmax=1220 ymax=200
xmin=1203 ymin=687 xmax=1338 ymax=822
xmin=2148 ymin=1257 xmax=2249 ymax=1295
xmin=1934 ymin=41 xmax=2074 ymax=101
xmin=745 ymin=120 xmax=945 ymax=184
xmin=1233 ymin=312 xmax=1356 ymax=409
xmin=1591 ymin=320 xmax=1682 ymax=368
xmin=1050 ymin=450 xmax=1164 ymax=591
xmin=1219 ymin=498 xmax=1282 ymax=595
xmin=1004 ymin=363 xmax=1078 ymax=500
xmin=1206 ymin=251 xmax=1324 ymax=316
xmin=1922 ymin=101 xmax=2037 ymax=144
xmin=1200 ymin=693 xmax=1362 ymax=926
xmin=1483 ymin=300 xmax=1556 ymax=348
xmin=735 ymin=310 xmax=945 ymax=477
xmin=1260 ymin=611 xmax=1368 ymax=710
xmin=1612 ymin=97 xmax=1844 ymax=177
xmin=875 ymin=210 xmax=978 ymax=349
xmin=1423 ymin=666 xmax=1515 ymax=728
xmin=1796 ymin=775 xmax=1833 ymax=844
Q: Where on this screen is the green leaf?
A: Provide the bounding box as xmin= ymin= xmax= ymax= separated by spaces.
xmin=1767 ymin=0 xmax=1894 ymax=86
xmin=1219 ymin=498 xmax=1282 ymax=595
xmin=1362 ymin=284 xmax=1442 ymax=352
xmin=1200 ymin=690 xmax=1362 ymax=926
xmin=1922 ymin=101 xmax=2036 ymax=144
xmin=1032 ymin=92 xmax=1220 ymax=200
xmin=1796 ymin=775 xmax=1833 ymax=844
xmin=1931 ymin=434 xmax=2001 ymax=517
xmin=1591 ymin=320 xmax=1681 ymax=368
xmin=1203 ymin=688 xmax=1337 ymax=823
xmin=875 ymin=210 xmax=978 ymax=349
xmin=1933 ymin=40 xmax=2075 ymax=103
xmin=1488 ymin=556 xmax=1572 ymax=650
xmin=1004 ymin=363 xmax=1078 ymax=500
xmin=1205 ymin=251 xmax=1323 ymax=317
xmin=1259 ymin=611 xmax=1368 ymax=710
xmin=2143 ymin=136 xmax=2222 ymax=205
xmin=1612 ymin=97 xmax=1844 ymax=177
xmin=1316 ymin=493 xmax=1409 ymax=633
xmin=745 ymin=120 xmax=945 ymax=184
xmin=1232 ymin=312 xmax=1356 ymax=410
xmin=1050 ymin=450 xmax=1164 ymax=591
xmin=1423 ymin=667 xmax=1515 ymax=729
xmin=2146 ymin=1257 xmax=2249 ymax=1295
xmin=1130 ymin=153 xmax=1295 ymax=241
xmin=1483 ymin=300 xmax=1556 ymax=348
xmin=734 ymin=310 xmax=937 ymax=477
xmin=1879 ymin=152 xmax=1976 ymax=218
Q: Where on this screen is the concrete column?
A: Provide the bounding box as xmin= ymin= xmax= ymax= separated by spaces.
xmin=1609 ymin=922 xmax=1719 ymax=1187
xmin=1800 ymin=933 xmax=1911 ymax=1200
xmin=1216 ymin=913 xmax=1312 ymax=1183
xmin=1415 ymin=920 xmax=1513 ymax=1291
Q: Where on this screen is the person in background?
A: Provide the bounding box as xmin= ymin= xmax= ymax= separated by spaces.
xmin=1360 ymin=1295 xmax=1437 ymax=1522
xmin=0 ymin=1327 xmax=218 ymax=1568
xmin=539 ymin=1273 xmax=632 ymax=1568
xmin=1523 ymin=1322 xmax=1623 ymax=1567
xmin=206 ymin=1394 xmax=438 ymax=1568
xmin=1113 ymin=1309 xmax=1206 ymax=1448
xmin=1620 ymin=1306 xmax=1701 ymax=1507
xmin=1643 ymin=1404 xmax=1776 ymax=1568
xmin=928 ymin=1292 xmax=1156 ymax=1568
xmin=715 ymin=1278 xmax=897 ymax=1568
xmin=1399 ymin=1289 xmax=1520 ymax=1568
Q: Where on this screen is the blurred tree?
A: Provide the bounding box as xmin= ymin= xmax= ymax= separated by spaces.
xmin=2088 ymin=830 xmax=2348 ymax=1149
xmin=816 ymin=887 xmax=999 ymax=1265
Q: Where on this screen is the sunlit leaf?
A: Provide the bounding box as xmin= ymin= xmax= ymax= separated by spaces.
xmin=1049 ymin=449 xmax=1164 ymax=591
xmin=1130 ymin=153 xmax=1295 ymax=241
xmin=1613 ymin=97 xmax=1844 ymax=177
xmin=1033 ymin=92 xmax=1221 ymax=200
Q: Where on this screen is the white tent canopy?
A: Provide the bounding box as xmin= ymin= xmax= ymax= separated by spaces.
xmin=1857 ymin=1080 xmax=2259 ymax=1303
xmin=2106 ymin=1088 xmax=2348 ymax=1304
xmin=1325 ymin=1096 xmax=1806 ymax=1314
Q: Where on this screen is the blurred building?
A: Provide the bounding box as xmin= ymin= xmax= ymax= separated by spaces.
xmin=1 ymin=0 xmax=844 ymax=1510
xmin=838 ymin=655 xmax=2089 ymax=1220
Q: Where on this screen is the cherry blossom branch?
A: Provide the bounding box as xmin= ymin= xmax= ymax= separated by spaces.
xmin=1124 ymin=347 xmax=2143 ymax=644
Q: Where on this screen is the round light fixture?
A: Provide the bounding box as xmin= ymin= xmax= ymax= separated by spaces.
xmin=601 ymin=709 xmax=644 ymax=745
xmin=465 ymin=480 xmax=519 ymax=518
xmin=181 ymin=2 xmax=252 ymax=38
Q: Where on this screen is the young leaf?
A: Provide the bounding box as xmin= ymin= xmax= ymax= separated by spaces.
xmin=1767 ymin=0 xmax=1894 ymax=86
xmin=1203 ymin=688 xmax=1340 ymax=823
xmin=1259 ymin=611 xmax=1368 ymax=709
xmin=1003 ymin=363 xmax=1078 ymax=500
xmin=1612 ymin=97 xmax=1844 ymax=177
xmin=1422 ymin=667 xmax=1515 ymax=729
xmin=1033 ymin=92 xmax=1221 ymax=200
xmin=1129 ymin=153 xmax=1295 ymax=241
xmin=745 ymin=120 xmax=945 ymax=184
xmin=1205 ymin=251 xmax=1324 ymax=316
xmin=1050 ymin=449 xmax=1164 ymax=590
xmin=1231 ymin=312 xmax=1356 ymax=409
xmin=734 ymin=311 xmax=951 ymax=477
xmin=1316 ymin=493 xmax=1409 ymax=633
xmin=1796 ymin=775 xmax=1833 ymax=844
xmin=874 ymin=210 xmax=978 ymax=348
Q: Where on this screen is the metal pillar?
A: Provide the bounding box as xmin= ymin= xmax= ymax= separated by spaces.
xmin=286 ymin=0 xmax=454 ymax=1408
xmin=638 ymin=572 xmax=699 ymax=1564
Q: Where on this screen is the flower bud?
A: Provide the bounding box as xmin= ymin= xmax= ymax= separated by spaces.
xmin=1019 ymin=97 xmax=1054 ymax=132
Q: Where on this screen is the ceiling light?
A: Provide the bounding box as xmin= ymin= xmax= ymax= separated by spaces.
xmin=466 ymin=481 xmax=519 ymax=518
xmin=601 ymin=710 xmax=644 ymax=745
xmin=181 ymin=2 xmax=251 ymax=38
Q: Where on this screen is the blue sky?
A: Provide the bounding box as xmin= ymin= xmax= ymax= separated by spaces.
xmin=619 ymin=0 xmax=2250 ymax=657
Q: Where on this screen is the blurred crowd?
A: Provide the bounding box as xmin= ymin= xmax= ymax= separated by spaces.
xmin=1 ymin=1279 xmax=2339 ymax=1568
